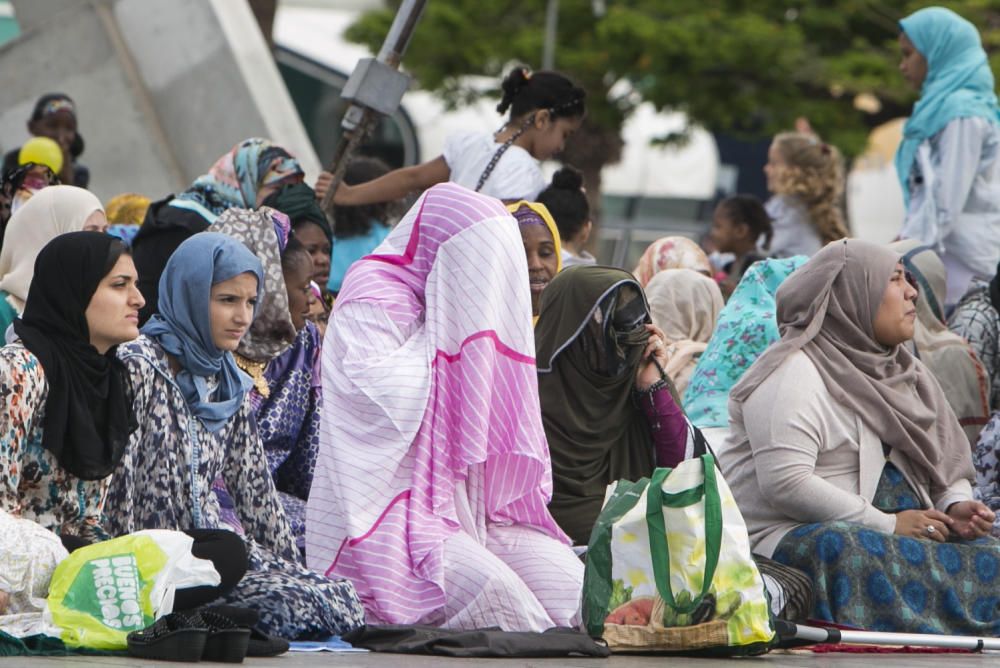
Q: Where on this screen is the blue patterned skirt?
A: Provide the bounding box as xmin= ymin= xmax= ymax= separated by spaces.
xmin=773 ymin=463 xmax=1000 ymax=635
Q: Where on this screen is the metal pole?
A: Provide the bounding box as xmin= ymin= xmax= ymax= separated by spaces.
xmin=319 ymin=0 xmax=427 ymax=218
xmin=542 ymin=0 xmax=558 ymax=69
xmin=784 ymin=621 xmax=1000 ymax=651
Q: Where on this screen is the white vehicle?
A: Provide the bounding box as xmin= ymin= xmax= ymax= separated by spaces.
xmin=273 ymin=2 xmax=720 ymax=266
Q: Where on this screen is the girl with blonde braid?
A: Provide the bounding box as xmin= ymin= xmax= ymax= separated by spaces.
xmin=763 ymin=132 xmax=849 ymax=258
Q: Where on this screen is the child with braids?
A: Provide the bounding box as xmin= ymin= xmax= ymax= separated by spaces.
xmin=317 ymin=67 xmax=586 ymax=205
xmin=710 ymin=194 xmax=772 ymax=298
xmin=537 ymin=166 xmax=595 ymax=268
xmin=763 ymin=132 xmax=848 ymax=258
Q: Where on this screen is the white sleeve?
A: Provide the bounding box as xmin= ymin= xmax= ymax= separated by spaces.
xmin=929 ymin=117 xmax=989 ymax=244
xmin=442 ymin=132 xmax=475 ymax=171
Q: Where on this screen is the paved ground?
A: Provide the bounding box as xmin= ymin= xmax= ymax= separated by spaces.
xmin=17 ymin=650 xmax=1000 ymax=667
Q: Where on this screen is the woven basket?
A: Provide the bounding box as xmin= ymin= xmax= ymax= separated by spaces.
xmin=601 ymin=596 xmax=730 ymax=652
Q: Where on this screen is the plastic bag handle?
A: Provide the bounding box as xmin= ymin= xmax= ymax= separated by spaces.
xmin=645 ymin=454 xmax=722 ymax=615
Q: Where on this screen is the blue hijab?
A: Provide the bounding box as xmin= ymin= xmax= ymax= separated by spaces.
xmin=895 ymin=7 xmax=1000 ymax=206
xmin=141 ymin=233 xmax=263 ymax=431
xmin=683 ymin=256 xmax=807 ymax=429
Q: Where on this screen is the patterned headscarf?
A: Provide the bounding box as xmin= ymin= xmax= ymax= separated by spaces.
xmin=632 ymin=236 xmax=712 ymax=287
xmin=208 ymin=207 xmax=296 ymax=362
xmin=171 ymin=138 xmax=305 ymax=223
xmin=684 ymin=256 xmax=807 ymax=428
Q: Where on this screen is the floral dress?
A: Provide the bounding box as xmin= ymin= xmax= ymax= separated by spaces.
xmin=104 ymin=336 xmax=363 ymax=639
xmin=0 ymin=343 xmax=109 ymax=542
xmin=213 ymin=323 xmax=321 ymax=551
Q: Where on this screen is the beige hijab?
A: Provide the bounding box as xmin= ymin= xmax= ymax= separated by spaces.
xmin=0 ymin=185 xmax=104 ymax=311
xmin=731 ymin=238 xmax=973 ymax=490
xmin=645 ymin=268 xmax=724 ymax=398
xmin=890 ymin=239 xmax=990 ymax=446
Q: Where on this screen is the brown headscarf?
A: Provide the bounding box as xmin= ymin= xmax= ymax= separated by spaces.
xmin=731 ymin=238 xmax=973 ymax=490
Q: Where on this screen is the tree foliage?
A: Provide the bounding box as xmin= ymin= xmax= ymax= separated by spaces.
xmin=346 ymin=1 xmax=1000 ymax=162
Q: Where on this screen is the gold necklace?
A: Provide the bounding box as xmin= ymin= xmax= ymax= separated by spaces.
xmin=233 ymin=353 xmax=270 ymax=398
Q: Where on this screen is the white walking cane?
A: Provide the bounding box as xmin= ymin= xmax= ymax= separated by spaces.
xmin=777 ymin=620 xmax=1000 ymax=651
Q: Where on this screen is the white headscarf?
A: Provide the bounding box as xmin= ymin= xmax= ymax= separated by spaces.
xmin=0 ymin=185 xmax=104 ymax=309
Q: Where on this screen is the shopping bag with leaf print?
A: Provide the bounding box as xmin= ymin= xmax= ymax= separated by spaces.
xmin=582 ymin=454 xmax=774 ymax=655
xmin=40 ymin=530 xmax=220 ymax=650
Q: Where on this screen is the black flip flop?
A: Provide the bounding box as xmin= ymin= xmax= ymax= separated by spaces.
xmin=191 ymin=609 xmax=251 ymax=663
xmin=126 ymin=612 xmax=208 ymax=662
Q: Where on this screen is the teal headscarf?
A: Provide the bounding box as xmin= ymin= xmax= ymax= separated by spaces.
xmin=141 ymin=233 xmax=263 ymax=432
xmin=682 ymin=256 xmax=807 ymax=428
xmin=895 ymin=7 xmax=1000 ymax=206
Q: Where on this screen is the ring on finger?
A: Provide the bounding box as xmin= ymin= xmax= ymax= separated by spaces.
xmin=925 ymin=525 xmax=936 ymax=536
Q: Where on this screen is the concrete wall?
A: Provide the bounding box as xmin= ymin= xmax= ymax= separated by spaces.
xmin=0 ymin=0 xmax=320 ymax=202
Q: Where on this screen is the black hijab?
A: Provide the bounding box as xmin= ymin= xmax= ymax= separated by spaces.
xmin=535 ymin=265 xmax=656 ymax=544
xmin=13 ymin=232 xmax=136 ymax=480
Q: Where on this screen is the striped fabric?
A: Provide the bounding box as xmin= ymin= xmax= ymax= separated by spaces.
xmin=306 ymin=183 xmax=575 ymax=627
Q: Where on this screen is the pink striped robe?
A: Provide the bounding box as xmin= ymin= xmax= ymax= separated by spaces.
xmin=306 ymin=183 xmax=574 ymax=626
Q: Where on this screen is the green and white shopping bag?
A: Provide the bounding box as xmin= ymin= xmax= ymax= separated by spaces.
xmin=583 ymin=454 xmax=774 ymax=654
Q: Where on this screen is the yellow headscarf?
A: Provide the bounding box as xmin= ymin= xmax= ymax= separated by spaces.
xmin=506 ymin=200 xmax=562 ymax=325
xmin=105 ymin=193 xmax=152 ymax=227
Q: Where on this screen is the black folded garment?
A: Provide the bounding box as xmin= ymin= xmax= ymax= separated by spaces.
xmin=343 ymin=625 xmax=610 ymax=658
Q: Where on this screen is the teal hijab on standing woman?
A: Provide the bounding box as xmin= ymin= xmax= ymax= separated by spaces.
xmin=894 ymin=6 xmax=1000 ymax=206
xmin=141 ymin=233 xmax=263 ymax=432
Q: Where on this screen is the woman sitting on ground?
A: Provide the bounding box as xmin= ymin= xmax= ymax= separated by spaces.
xmin=207 ymin=208 xmax=321 ymax=551
xmin=536 ymin=265 xmax=699 ymax=545
xmin=131 ymin=138 xmax=309 ymax=323
xmin=306 ymin=183 xmax=583 ymax=632
xmin=645 ymin=268 xmax=724 ymax=400
xmin=0 ymin=186 xmax=108 ymax=335
xmin=949 ymin=259 xmax=1000 ymax=412
xmin=890 ymin=239 xmax=989 ymax=447
xmin=632 ymin=235 xmax=713 ymax=287
xmin=0 ymin=232 xmax=246 ymax=626
xmin=721 ymin=238 xmax=999 ymax=636
xmin=507 ymin=200 xmax=562 ymax=319
xmin=104 ymin=233 xmax=364 ymax=640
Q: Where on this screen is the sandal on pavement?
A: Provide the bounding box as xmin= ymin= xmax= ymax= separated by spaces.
xmin=126 ymin=612 xmax=207 ymax=662
xmin=190 ymin=608 xmax=251 ymax=663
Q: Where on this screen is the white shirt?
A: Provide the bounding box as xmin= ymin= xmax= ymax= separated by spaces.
xmin=443 ymin=131 xmax=547 ymax=201
xmin=763 ymin=195 xmax=823 ymax=259
xmin=902 ymin=116 xmax=1000 ymax=305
